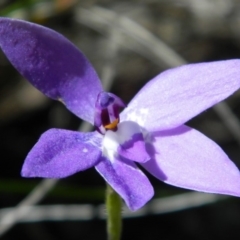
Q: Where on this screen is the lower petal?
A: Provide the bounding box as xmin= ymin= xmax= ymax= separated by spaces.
xmin=95 ymin=157 xmax=154 ymax=211
xmin=142 ymin=125 xmax=240 ymax=196
xmin=21 ymin=129 xmax=102 ymax=178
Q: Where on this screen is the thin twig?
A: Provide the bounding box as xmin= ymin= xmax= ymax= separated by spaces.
xmin=77 ymin=7 xmax=187 ymax=67
xmin=0 ymin=192 xmax=227 ymax=223
xmin=0 ymin=179 xmax=57 ymax=234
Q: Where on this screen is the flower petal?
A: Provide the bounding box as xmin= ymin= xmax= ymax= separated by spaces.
xmin=21 ymin=129 xmax=102 ymax=178
xmin=142 ymin=125 xmax=240 ymax=196
xmin=0 ymin=17 xmax=102 ymax=124
xmin=122 ymin=60 xmax=240 ymax=131
xmin=95 ymin=157 xmax=154 ymax=211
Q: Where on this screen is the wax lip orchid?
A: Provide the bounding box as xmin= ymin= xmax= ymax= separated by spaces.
xmin=1 ymin=18 xmax=240 ymax=211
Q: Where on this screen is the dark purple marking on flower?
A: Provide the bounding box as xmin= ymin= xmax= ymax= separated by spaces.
xmin=94 ymin=91 xmax=125 ymax=134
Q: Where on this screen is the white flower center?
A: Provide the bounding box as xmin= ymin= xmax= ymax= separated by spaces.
xmin=102 ymin=121 xmax=143 ymax=162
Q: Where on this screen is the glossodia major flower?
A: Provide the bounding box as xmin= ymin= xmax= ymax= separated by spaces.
xmin=1 ymin=17 xmax=240 ymax=211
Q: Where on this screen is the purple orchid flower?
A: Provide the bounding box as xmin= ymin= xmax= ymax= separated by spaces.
xmin=1 ymin=18 xmax=240 ymax=211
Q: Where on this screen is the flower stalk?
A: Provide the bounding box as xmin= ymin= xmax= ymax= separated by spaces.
xmin=106 ymin=184 xmax=122 ymax=240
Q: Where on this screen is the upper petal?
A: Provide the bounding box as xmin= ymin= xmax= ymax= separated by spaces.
xmin=0 ymin=17 xmax=102 ymax=124
xmin=142 ymin=125 xmax=240 ymax=196
xmin=95 ymin=157 xmax=154 ymax=211
xmin=21 ymin=129 xmax=102 ymax=178
xmin=122 ymin=60 xmax=240 ymax=131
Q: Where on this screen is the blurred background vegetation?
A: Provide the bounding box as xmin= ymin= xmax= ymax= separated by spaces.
xmin=1 ymin=0 xmax=240 ymax=239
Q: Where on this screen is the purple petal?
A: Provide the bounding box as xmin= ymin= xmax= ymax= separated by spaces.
xmin=21 ymin=129 xmax=102 ymax=178
xmin=122 ymin=60 xmax=240 ymax=131
xmin=142 ymin=125 xmax=240 ymax=196
xmin=95 ymin=157 xmax=154 ymax=211
xmin=0 ymin=17 xmax=102 ymax=124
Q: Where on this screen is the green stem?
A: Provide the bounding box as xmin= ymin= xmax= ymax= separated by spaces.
xmin=106 ymin=184 xmax=122 ymax=240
